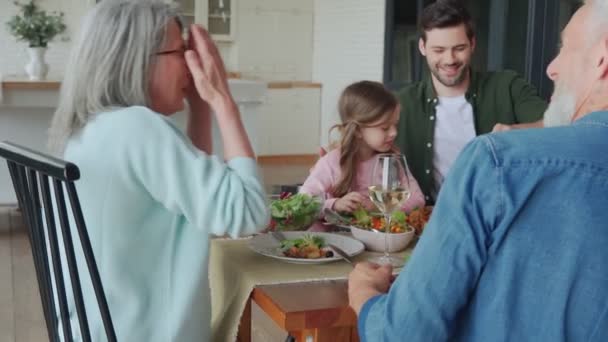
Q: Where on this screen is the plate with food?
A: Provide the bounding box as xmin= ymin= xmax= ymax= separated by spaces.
xmin=248 ymin=232 xmax=365 ymax=264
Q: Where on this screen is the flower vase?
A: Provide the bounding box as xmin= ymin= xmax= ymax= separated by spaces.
xmin=25 ymin=47 xmax=49 ymax=81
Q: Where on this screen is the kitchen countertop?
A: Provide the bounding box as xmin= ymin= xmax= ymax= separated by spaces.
xmin=266 ymin=81 xmax=322 ymax=89
xmin=2 ymin=78 xmax=322 ymax=91
xmin=1 ymin=79 xmax=61 ymax=90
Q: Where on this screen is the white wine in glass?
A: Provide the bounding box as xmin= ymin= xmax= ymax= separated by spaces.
xmin=368 ymin=153 xmax=411 ymax=267
xmin=368 ymin=186 xmax=411 ymax=213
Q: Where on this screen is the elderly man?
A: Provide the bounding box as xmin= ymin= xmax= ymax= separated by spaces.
xmin=348 ymin=1 xmax=608 ymax=341
xmin=398 ymin=0 xmax=547 ymax=202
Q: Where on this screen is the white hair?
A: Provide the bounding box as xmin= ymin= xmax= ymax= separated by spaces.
xmin=48 ymin=0 xmax=182 ymax=153
xmin=585 ymin=0 xmax=608 ymax=44
xmin=544 ymin=0 xmax=608 ymax=127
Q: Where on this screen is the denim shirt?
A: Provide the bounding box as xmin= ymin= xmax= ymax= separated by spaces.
xmin=359 ymin=111 xmax=608 ymax=342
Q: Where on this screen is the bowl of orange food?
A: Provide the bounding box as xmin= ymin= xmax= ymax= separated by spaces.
xmin=348 ymin=209 xmax=415 ymax=252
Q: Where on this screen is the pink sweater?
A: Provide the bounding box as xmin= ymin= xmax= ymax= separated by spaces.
xmin=300 ymin=149 xmax=426 ymax=213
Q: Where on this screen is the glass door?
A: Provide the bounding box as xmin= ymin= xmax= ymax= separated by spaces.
xmin=175 ymin=0 xmax=196 ymax=27
xmin=207 ymin=0 xmax=233 ymax=38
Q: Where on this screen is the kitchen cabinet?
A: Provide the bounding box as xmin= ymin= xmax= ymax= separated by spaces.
xmin=257 ymin=84 xmax=322 ymax=156
xmin=173 ymin=0 xmax=236 ymax=41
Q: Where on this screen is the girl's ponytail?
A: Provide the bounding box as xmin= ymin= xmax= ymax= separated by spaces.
xmin=332 ymin=121 xmax=359 ymax=197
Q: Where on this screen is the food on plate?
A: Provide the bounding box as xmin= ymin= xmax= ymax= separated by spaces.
xmin=407 ymin=206 xmax=433 ymax=235
xmin=269 ymin=193 xmax=322 ymax=231
xmin=350 ymin=208 xmax=412 ymax=233
xmin=279 ymin=234 xmax=334 ymax=259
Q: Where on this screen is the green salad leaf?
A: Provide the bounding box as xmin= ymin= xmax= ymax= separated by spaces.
xmin=391 ymin=210 xmax=407 ymax=224
xmin=280 ymin=234 xmax=325 ymax=250
xmin=352 ymin=207 xmax=371 ymax=227
xmin=270 ymin=193 xmax=321 ymax=230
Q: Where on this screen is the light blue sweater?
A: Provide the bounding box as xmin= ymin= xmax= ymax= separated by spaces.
xmin=62 ymin=106 xmax=269 ymax=341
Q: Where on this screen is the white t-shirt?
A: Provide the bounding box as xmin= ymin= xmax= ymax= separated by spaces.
xmin=432 ymin=95 xmax=476 ymax=195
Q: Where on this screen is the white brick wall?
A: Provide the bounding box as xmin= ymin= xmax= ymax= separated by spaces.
xmin=0 ymin=0 xmax=91 ymax=79
xmin=312 ymin=0 xmax=386 ymax=146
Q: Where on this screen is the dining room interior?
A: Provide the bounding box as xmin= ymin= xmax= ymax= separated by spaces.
xmin=0 ymin=0 xmax=587 ymax=341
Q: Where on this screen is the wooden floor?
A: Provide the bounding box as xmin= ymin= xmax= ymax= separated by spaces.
xmin=0 ymin=206 xmax=47 ymax=342
xmin=0 ymin=159 xmax=314 ymax=342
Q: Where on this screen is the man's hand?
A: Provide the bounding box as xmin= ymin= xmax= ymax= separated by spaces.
xmin=492 ymin=120 xmax=544 ymax=133
xmin=348 ymin=262 xmax=394 ymax=315
xmin=491 ymin=123 xmax=513 ymax=133
xmin=334 ymin=192 xmax=368 ymax=212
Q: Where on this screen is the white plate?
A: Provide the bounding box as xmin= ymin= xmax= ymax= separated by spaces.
xmin=248 ymin=232 xmax=365 ymax=264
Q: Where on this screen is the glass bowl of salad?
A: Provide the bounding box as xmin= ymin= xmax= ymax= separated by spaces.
xmin=268 ymin=193 xmax=323 ymax=231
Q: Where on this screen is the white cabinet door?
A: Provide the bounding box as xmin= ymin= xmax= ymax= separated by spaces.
xmin=258 ymin=87 xmax=321 ymax=155
xmin=182 ymin=0 xmax=236 ymax=41
xmin=172 ymin=0 xmax=196 ymax=26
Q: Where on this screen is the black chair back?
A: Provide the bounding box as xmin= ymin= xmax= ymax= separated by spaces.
xmin=0 ymin=141 xmax=117 ymax=342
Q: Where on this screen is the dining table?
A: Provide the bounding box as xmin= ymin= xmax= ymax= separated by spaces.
xmin=209 ymin=233 xmax=414 ymax=342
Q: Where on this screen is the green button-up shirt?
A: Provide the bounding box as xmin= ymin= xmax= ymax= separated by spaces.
xmin=395 ymin=70 xmax=548 ymax=202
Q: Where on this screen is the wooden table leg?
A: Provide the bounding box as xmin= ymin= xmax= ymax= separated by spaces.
xmin=236 ymin=296 xmax=252 ymax=342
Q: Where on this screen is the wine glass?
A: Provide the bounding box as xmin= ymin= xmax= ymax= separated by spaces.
xmin=368 ymin=153 xmax=411 ymax=267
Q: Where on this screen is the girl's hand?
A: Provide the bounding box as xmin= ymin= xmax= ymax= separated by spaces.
xmin=360 ymin=197 xmax=377 ymax=211
xmin=334 ymin=192 xmax=368 ymax=212
xmin=184 ymin=24 xmax=234 ymax=112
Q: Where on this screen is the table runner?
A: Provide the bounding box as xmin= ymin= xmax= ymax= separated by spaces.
xmin=209 ymin=237 xmax=413 ymax=341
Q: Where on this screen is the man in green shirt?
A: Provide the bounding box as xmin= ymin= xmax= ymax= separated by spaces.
xmin=397 ymin=0 xmax=547 ymax=202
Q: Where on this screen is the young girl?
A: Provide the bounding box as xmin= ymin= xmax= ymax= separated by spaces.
xmin=300 ymin=80 xmax=425 ymax=214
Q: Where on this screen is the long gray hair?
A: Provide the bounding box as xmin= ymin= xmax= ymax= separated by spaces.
xmin=48 ymin=0 xmax=182 ymax=153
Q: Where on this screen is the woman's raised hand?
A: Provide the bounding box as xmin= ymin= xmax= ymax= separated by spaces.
xmin=185 ymin=24 xmax=233 ymax=111
xmin=185 ymin=24 xmax=254 ymax=160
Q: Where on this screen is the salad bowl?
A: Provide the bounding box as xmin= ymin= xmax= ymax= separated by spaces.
xmin=268 ymin=193 xmax=323 ymax=231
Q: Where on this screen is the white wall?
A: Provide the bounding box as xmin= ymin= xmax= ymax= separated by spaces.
xmin=0 ymin=107 xmax=55 ymax=205
xmin=312 ymin=0 xmax=386 ymax=146
xmin=0 ymin=0 xmax=315 ymax=81
xmin=237 ymin=0 xmax=314 ymax=81
xmin=0 ymin=0 xmax=91 ymax=79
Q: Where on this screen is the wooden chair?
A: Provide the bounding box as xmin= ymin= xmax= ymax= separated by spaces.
xmin=0 ymin=141 xmax=117 ymax=342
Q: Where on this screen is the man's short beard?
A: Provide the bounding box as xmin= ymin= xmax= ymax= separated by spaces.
xmin=543 ymin=83 xmax=577 ymax=127
xmin=430 ymin=63 xmax=469 ymax=87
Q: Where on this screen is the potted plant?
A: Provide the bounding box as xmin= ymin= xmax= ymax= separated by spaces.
xmin=6 ymin=0 xmax=66 ymax=80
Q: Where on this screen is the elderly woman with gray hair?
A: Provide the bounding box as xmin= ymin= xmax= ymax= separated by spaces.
xmin=48 ymin=0 xmax=268 ymax=340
